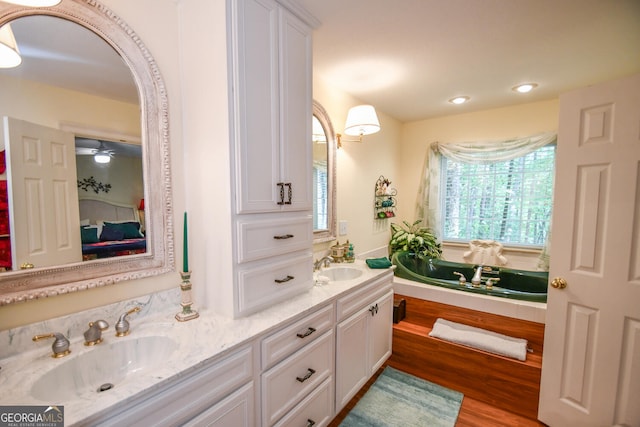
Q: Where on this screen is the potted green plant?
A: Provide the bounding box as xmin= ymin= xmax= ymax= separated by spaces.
xmin=389 ymin=219 xmax=442 ymax=259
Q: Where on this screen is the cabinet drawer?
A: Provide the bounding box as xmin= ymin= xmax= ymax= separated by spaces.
xmin=237 ymin=252 xmax=313 ymax=316
xmin=236 ymin=216 xmax=312 ymax=263
xmin=262 ymin=303 xmax=334 ymax=369
xmin=100 ymin=346 xmax=254 ymax=427
xmin=336 ymin=273 xmax=393 ymax=321
xmin=262 ymin=330 xmax=334 ymax=426
xmin=272 ymin=377 xmax=333 ymax=427
xmin=184 ymin=382 xmax=254 ymax=427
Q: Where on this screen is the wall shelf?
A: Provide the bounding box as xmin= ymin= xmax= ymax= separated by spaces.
xmin=374 ymin=175 xmax=397 ymax=219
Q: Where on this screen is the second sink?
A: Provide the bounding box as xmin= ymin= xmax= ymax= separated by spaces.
xmin=317 ymin=266 xmax=363 ymax=282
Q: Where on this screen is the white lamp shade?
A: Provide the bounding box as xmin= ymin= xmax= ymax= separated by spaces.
xmin=0 ymin=24 xmax=21 ymax=69
xmin=344 ymin=105 xmax=380 ymax=136
xmin=1 ymin=0 xmax=61 ymax=6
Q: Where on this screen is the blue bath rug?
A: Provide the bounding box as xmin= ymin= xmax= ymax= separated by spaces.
xmin=339 ymin=366 xmax=463 ymax=427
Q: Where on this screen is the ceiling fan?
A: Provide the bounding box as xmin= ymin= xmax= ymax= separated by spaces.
xmin=75 ymin=139 xmax=115 ymax=164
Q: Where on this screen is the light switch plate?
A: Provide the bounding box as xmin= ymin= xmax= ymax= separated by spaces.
xmin=339 ymin=220 xmax=348 ymax=236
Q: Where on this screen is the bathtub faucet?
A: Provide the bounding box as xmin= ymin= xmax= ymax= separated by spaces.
xmin=471 ymin=266 xmax=483 ymax=287
xmin=452 ymin=271 xmax=467 ymax=285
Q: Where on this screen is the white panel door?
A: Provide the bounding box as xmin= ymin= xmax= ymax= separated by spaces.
xmin=539 ymin=74 xmax=640 ymax=426
xmin=369 ymin=290 xmax=393 ymax=375
xmin=233 ymin=0 xmax=280 ymax=213
xmin=4 ymin=117 xmax=81 ymax=269
xmin=278 ymin=6 xmax=312 ymax=211
xmin=335 ymin=308 xmax=369 ymax=411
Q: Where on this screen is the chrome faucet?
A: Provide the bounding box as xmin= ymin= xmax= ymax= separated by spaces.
xmin=84 ymin=320 xmax=109 ymax=346
xmin=471 ymin=266 xmax=483 ymax=287
xmin=313 ymin=256 xmax=334 ymax=271
xmin=32 ymin=332 xmax=71 ymax=358
xmin=115 ymin=307 xmax=141 ymax=337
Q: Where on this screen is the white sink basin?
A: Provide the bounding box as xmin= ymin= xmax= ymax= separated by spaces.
xmin=30 ymin=335 xmax=177 ymax=402
xmin=317 ymin=266 xmax=363 ymax=282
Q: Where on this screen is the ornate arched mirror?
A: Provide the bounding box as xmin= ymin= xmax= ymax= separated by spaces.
xmin=0 ymin=0 xmax=173 ymax=305
xmin=312 ymin=100 xmax=336 ymax=243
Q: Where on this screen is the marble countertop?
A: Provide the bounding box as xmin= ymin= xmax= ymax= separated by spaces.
xmin=0 ymin=260 xmax=393 ymax=426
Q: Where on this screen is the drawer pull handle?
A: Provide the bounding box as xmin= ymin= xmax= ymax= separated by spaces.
xmin=275 ymin=275 xmax=294 ymax=284
xmin=285 ymin=182 xmax=292 ymax=205
xmin=306 ymin=420 xmax=316 ymax=427
xmin=369 ymin=303 xmax=379 ymax=316
xmin=277 ymin=182 xmax=285 ymax=205
xmin=296 ymin=327 xmax=316 ymax=339
xmin=296 ymin=368 xmax=316 ymax=383
xmin=273 ymin=234 xmax=294 ymax=240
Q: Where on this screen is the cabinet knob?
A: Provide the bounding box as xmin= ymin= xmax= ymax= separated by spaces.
xmin=306 ymin=419 xmax=316 ymax=427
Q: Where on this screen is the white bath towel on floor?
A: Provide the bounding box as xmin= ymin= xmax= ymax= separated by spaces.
xmin=429 ymin=318 xmax=528 ymax=361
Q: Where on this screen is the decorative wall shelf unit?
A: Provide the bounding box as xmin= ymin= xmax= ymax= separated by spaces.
xmin=374 ymin=176 xmax=397 ymax=219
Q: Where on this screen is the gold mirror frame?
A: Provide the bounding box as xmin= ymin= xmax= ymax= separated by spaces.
xmin=312 ymin=100 xmax=337 ymax=243
xmin=0 ymin=0 xmax=174 ymax=305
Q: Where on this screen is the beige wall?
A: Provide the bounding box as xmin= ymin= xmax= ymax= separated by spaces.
xmin=397 ymin=99 xmax=560 ymax=268
xmin=0 ymin=74 xmax=140 ymax=137
xmin=312 ymin=75 xmax=403 ymax=258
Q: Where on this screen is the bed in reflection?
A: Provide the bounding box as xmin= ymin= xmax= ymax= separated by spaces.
xmin=79 ymin=198 xmax=146 ymax=260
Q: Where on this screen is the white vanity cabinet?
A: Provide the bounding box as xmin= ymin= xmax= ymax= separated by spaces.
xmin=228 ymin=0 xmax=319 ymax=318
xmin=261 ymin=304 xmax=335 ymax=427
xmin=230 ymin=0 xmax=315 ymax=214
xmin=335 ymin=274 xmax=394 ymax=412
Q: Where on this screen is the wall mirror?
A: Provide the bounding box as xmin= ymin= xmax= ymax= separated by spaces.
xmin=0 ymin=0 xmax=173 ymax=305
xmin=312 ymin=100 xmax=337 ymax=243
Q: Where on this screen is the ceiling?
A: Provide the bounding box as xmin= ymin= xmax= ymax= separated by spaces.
xmin=1 ymin=2 xmax=638 ymax=124
xmin=1 ymin=15 xmax=138 ymax=104
xmin=293 ymin=0 xmax=640 ymax=122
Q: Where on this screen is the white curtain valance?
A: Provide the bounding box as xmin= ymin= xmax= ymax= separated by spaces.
xmin=433 ymin=131 xmax=557 ymax=164
xmin=414 ymin=131 xmax=557 ymax=270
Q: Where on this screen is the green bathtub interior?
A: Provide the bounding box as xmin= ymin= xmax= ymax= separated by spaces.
xmin=391 ymin=251 xmax=548 ymax=303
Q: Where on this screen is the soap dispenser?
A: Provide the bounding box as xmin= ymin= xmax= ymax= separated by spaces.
xmin=345 ymin=241 xmax=355 ymax=263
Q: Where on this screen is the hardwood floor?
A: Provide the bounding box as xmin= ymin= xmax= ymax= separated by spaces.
xmin=328 ymin=363 xmax=547 ymax=427
xmin=329 ymin=294 xmax=548 ymax=426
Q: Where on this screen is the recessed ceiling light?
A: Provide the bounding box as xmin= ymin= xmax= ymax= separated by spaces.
xmin=513 ymin=83 xmax=538 ymax=93
xmin=449 ymin=96 xmax=470 ymax=105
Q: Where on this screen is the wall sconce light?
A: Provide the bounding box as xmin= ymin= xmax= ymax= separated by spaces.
xmin=336 ymin=104 xmax=381 ymax=148
xmin=0 ymin=23 xmax=21 ymax=69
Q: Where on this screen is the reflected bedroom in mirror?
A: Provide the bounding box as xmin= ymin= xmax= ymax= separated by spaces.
xmin=0 ymin=2 xmax=173 ymax=304
xmin=0 ymin=15 xmax=143 ymax=272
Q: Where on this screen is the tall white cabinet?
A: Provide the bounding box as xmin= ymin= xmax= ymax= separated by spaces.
xmin=228 ymin=0 xmax=319 ymax=317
